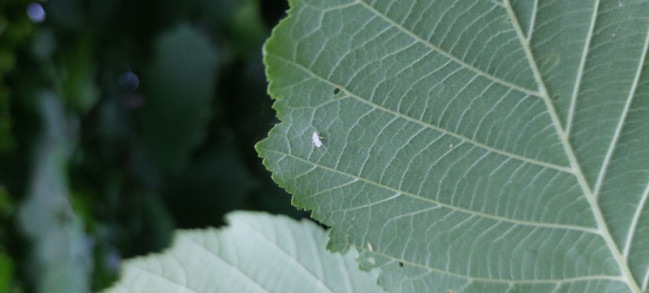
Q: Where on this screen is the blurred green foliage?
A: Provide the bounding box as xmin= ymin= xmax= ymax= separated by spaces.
xmin=18 ymin=93 xmax=92 ymax=293
xmin=0 ymin=185 xmax=15 ymax=293
xmin=0 ymin=0 xmax=294 ymax=291
xmin=143 ymin=25 xmax=218 ymax=173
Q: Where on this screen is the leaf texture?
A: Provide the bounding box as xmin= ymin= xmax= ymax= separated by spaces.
xmin=257 ymin=0 xmax=649 ymax=292
xmin=105 ymin=212 xmax=382 ymax=293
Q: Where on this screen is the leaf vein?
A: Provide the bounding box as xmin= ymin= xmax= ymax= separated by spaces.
xmin=593 ymin=16 xmax=649 ymax=201
xmin=504 ymin=1 xmax=642 ymax=291
xmin=354 ymin=0 xmax=542 ymax=97
xmin=369 ymin=250 xmax=623 ymax=284
xmin=261 ymin=148 xmax=599 ymax=234
xmin=566 ymin=0 xmax=599 ymax=135
xmin=182 ymin=237 xmax=272 ymax=293
xmin=235 ymin=220 xmax=336 ymax=293
xmin=623 ymin=182 xmax=649 ymax=257
xmin=268 ymin=54 xmax=573 ymax=173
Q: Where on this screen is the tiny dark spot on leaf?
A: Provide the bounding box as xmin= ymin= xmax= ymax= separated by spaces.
xmin=398 ymin=261 xmax=404 ymax=267
xmin=552 ymin=94 xmax=560 ymax=101
xmin=333 ymin=88 xmax=341 ymax=94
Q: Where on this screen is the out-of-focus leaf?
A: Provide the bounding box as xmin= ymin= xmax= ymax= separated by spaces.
xmin=18 ymin=93 xmax=92 ymax=293
xmin=0 ymin=249 xmax=12 ymax=293
xmin=31 ymin=30 xmax=56 ymax=61
xmin=60 ymin=37 xmax=99 ymax=113
xmin=0 ymin=1 xmax=37 ymax=154
xmin=200 ymin=0 xmax=239 ymax=30
xmin=105 ymin=212 xmax=383 ymax=293
xmin=142 ymin=24 xmax=218 ymax=174
xmin=229 ymin=0 xmax=266 ymax=57
xmin=0 ymin=185 xmax=13 ymax=293
xmin=0 ymin=185 xmax=12 ymax=218
xmin=0 ymin=88 xmax=14 ymax=154
xmin=46 ymin=0 xmax=83 ymax=30
xmin=127 ymin=192 xmax=175 ymax=255
xmin=0 ymin=50 xmax=15 ymax=74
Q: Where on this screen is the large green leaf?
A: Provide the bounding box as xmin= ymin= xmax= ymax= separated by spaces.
xmin=105 ymin=212 xmax=383 ymax=293
xmin=257 ymin=0 xmax=649 ymax=292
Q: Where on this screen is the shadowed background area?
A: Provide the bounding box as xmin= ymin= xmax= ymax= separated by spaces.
xmin=0 ymin=0 xmax=297 ymax=291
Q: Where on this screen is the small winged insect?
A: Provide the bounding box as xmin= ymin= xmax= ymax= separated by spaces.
xmin=312 ymin=131 xmax=323 ymax=148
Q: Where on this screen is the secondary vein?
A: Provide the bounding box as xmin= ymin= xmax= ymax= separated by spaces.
xmin=264 ymin=148 xmax=599 ymax=235
xmin=355 ymin=0 xmax=542 ymax=98
xmin=269 ymin=54 xmax=572 ymax=174
xmin=503 ymin=1 xmax=642 ymax=291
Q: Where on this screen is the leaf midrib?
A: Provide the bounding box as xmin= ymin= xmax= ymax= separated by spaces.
xmin=503 ymin=0 xmax=642 ymax=291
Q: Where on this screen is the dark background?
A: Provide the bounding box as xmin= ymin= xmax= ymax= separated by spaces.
xmin=0 ymin=0 xmax=298 ymax=291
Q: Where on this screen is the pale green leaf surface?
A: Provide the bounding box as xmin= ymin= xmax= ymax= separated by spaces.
xmin=105 ymin=212 xmax=383 ymax=293
xmin=257 ymin=0 xmax=649 ymax=292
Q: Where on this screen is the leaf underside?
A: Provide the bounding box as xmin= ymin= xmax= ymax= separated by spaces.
xmin=258 ymin=0 xmax=649 ymax=292
xmin=105 ymin=212 xmax=383 ymax=293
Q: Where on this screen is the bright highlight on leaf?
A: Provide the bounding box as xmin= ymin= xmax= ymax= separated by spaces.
xmin=257 ymin=0 xmax=649 ymax=292
xmin=104 ymin=212 xmax=383 ymax=293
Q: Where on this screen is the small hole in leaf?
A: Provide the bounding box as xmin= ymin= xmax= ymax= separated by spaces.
xmin=333 ymin=88 xmax=341 ymax=94
xmin=398 ymin=261 xmax=404 ymax=267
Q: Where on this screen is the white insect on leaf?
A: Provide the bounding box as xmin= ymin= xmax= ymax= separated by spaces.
xmin=312 ymin=131 xmax=323 ymax=148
